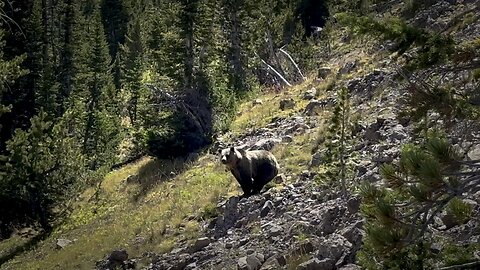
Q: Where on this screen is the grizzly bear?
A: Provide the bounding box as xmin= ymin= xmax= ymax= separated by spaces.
xmin=220 ymin=147 xmax=279 ymax=197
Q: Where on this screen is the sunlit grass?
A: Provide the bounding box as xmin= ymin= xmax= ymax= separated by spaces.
xmin=1 ymin=156 xmax=237 ymax=270
xmin=230 ymin=79 xmax=318 ymax=135
xmin=273 ymin=132 xmax=317 ymax=175
xmin=0 ymin=76 xmax=340 ymax=270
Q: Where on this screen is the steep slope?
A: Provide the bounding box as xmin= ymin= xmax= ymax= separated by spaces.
xmin=109 ymin=1 xmax=480 ymax=269
xmin=2 ymin=1 xmax=480 ymax=270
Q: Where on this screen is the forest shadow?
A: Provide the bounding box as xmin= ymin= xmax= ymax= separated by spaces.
xmin=129 ymin=157 xmax=192 ymax=202
xmin=0 ymin=230 xmax=51 ymax=267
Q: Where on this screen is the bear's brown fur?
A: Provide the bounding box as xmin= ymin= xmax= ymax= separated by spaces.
xmin=220 ymin=147 xmax=279 ymax=197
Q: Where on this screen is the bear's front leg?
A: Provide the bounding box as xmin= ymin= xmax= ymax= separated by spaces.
xmin=236 ymin=169 xmax=253 ymax=198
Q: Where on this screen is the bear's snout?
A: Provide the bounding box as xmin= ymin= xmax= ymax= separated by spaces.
xmin=221 ymin=156 xmax=227 ymax=164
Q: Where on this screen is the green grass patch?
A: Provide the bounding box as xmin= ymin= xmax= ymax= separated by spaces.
xmin=0 ymin=76 xmax=340 ymax=270
xmin=273 ymin=131 xmax=317 ymax=175
xmin=230 ymin=79 xmax=318 ymax=135
xmin=1 ymin=156 xmax=236 ymax=270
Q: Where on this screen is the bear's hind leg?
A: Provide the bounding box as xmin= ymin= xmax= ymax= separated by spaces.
xmin=251 ymin=180 xmax=265 ymax=195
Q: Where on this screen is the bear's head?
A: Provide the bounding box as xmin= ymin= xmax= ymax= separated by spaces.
xmin=220 ymin=147 xmax=241 ymax=167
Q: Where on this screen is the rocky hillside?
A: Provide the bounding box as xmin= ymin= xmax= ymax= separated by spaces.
xmin=96 ymin=1 xmax=480 ymax=269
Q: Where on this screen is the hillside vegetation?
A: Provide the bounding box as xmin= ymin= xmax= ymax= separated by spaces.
xmin=1 ymin=0 xmax=480 ymax=269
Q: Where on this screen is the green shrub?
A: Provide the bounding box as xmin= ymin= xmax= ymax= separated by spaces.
xmin=145 ymin=112 xmax=211 ymax=159
xmin=447 ymin=198 xmax=473 ymax=224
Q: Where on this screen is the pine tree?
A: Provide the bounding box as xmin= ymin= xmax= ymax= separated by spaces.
xmin=145 ymin=1 xmax=184 ymax=90
xmin=1 ymin=111 xmax=86 ymax=234
xmin=0 ymin=26 xmax=27 ymax=136
xmin=101 ymin=0 xmax=130 ymax=89
xmin=81 ymin=5 xmax=121 ymax=170
xmin=322 ymin=87 xmax=354 ymax=196
xmin=121 ymin=18 xmax=145 ymax=126
xmin=57 ymin=0 xmax=76 ymax=116
xmin=359 ymin=135 xmax=479 ymax=268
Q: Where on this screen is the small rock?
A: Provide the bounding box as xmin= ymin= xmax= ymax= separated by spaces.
xmin=318 ymin=67 xmax=332 ymax=79
xmin=280 ymin=98 xmax=296 ymax=110
xmin=372 ymin=155 xmax=394 ymax=163
xmin=185 ymin=262 xmax=197 ymax=270
xmin=253 ymin=99 xmax=263 ymax=105
xmin=295 ymin=240 xmax=316 ymax=255
xmin=297 ymin=258 xmax=334 ymax=270
xmin=56 ymin=238 xmax=73 ymax=249
xmin=274 ymin=174 xmax=286 ymax=184
xmin=339 ymin=61 xmax=357 ymax=74
xmin=467 ymin=145 xmax=480 ymax=161
xmin=255 ymin=253 xmax=265 ymax=263
xmin=132 ymin=236 xmax=146 ymax=246
xmin=347 ymin=197 xmax=361 ymax=214
xmin=339 ymin=264 xmax=362 ymax=270
xmin=310 ymin=151 xmax=324 ymax=167
xmin=108 ymin=249 xmax=128 ymax=262
xmin=238 ymin=254 xmax=263 ymax=270
xmin=268 ymin=224 xmax=283 ymax=237
xmin=261 ymin=201 xmax=274 ymax=217
xmin=239 ymin=237 xmax=249 ymax=247
xmin=125 ymin=174 xmax=139 ymax=184
xmin=17 ymin=227 xmax=37 ymax=237
xmin=363 ymin=118 xmax=385 ymax=142
xmin=276 ymin=254 xmax=287 ymax=266
xmin=252 ymin=138 xmax=282 ymax=151
xmin=303 ymin=89 xmax=317 ymax=100
xmin=316 ymin=234 xmax=352 ymax=262
xmin=440 ymin=212 xmax=459 ymax=229
xmin=389 ymin=124 xmax=408 ymax=141
xmin=304 ymin=100 xmax=324 ymax=116
xmin=282 ymin=135 xmax=293 ymax=143
xmin=339 ymin=225 xmax=364 ymax=248
xmin=189 ymin=237 xmax=211 ymax=253
xmin=171 ymin=247 xmax=187 ymax=254
xmin=260 ymin=256 xmax=281 ymax=270
xmin=356 ymin=165 xmax=368 ymax=177
xmin=364 ymin=128 xmax=381 ymax=142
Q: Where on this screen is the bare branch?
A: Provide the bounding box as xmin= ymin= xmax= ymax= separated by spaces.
xmin=278 ymin=47 xmax=306 ymax=81
xmin=145 ymin=84 xmax=207 ymax=134
xmin=255 ymin=52 xmax=292 ymax=87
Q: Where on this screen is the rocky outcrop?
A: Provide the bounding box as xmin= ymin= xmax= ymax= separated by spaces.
xmin=96 ymin=2 xmax=480 ymax=269
xmin=143 ymin=177 xmax=364 ymax=270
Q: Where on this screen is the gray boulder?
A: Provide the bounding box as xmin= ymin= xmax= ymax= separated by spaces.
xmin=297 ymin=258 xmax=334 ymax=270
xmin=280 ymin=98 xmax=295 ymax=110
